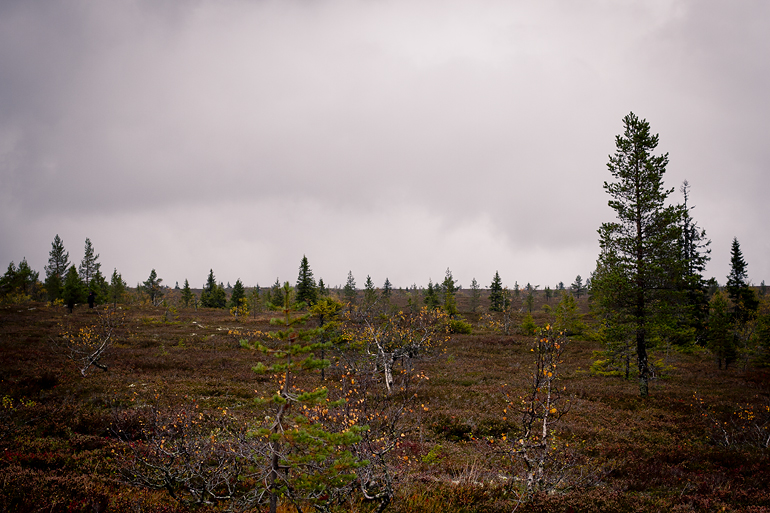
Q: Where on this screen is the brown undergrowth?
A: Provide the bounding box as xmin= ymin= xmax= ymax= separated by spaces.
xmin=1 ymin=300 xmax=768 ymax=512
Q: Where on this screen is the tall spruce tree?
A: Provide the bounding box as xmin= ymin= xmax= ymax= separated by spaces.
xmin=382 ymin=277 xmax=393 ymax=300
xmin=489 ymin=271 xmax=504 ymax=312
xmin=201 ymin=269 xmax=226 ymax=308
xmin=363 ymin=275 xmax=377 ymax=306
xmin=180 ymin=279 xmax=193 ymax=307
xmin=470 ymin=277 xmax=481 ymax=313
xmin=62 ymin=265 xmax=85 ymax=312
xmin=343 ymin=271 xmax=357 ymax=306
xmin=45 ymin=234 xmax=69 ymax=301
xmin=676 ymin=180 xmax=711 ymax=345
xmin=726 ymin=238 xmax=759 ymax=324
xmin=229 ymin=279 xmax=246 ymax=309
xmin=78 ymin=238 xmax=101 ymax=286
xmin=592 ymin=112 xmax=684 ymax=397
xmin=109 ymin=268 xmax=126 ymax=307
xmin=295 ymin=255 xmax=318 ymax=307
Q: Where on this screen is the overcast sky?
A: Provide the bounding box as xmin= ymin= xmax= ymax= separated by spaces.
xmin=1 ymin=0 xmax=768 ymax=290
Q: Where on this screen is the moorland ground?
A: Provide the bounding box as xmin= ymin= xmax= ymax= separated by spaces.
xmin=1 ymin=294 xmax=769 ymax=512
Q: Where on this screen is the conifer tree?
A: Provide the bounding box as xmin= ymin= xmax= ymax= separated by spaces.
xmin=241 ymin=283 xmax=365 ymax=512
xmin=0 ymin=259 xmax=39 ymax=300
xmin=423 ymin=279 xmax=440 ymax=310
xmin=707 ymin=291 xmax=735 ymax=369
xmin=62 ymin=265 xmax=85 ymax=312
xmin=470 ymin=277 xmax=481 ymax=313
xmin=317 ymin=278 xmax=328 ymax=297
xmin=180 ymin=279 xmax=194 ymax=308
xmin=382 ymin=278 xmax=392 ymax=300
xmin=229 ymin=279 xmax=246 ymax=309
xmin=265 ymin=278 xmax=281 ymax=307
xmin=343 ymin=271 xmax=357 ymax=306
xmin=109 ymin=268 xmax=126 ymax=307
xmin=78 ymin=238 xmax=101 ymax=286
xmin=442 ymin=268 xmax=458 ymax=317
xmin=363 ymin=275 xmax=377 ymax=306
xmin=201 ymin=269 xmax=226 ymax=308
xmin=675 ymin=180 xmax=711 ymax=344
xmin=45 ymin=234 xmax=69 ymax=301
xmin=295 ymin=255 xmax=318 ymax=306
xmin=592 ymin=112 xmax=684 ymax=397
xmin=727 ymin=237 xmax=759 ymax=324
xmin=571 ymin=275 xmax=585 ymax=299
xmin=142 ymin=269 xmax=164 ymax=306
xmin=489 ymin=271 xmax=504 ymax=312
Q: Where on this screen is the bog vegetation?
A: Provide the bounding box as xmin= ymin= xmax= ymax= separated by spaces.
xmin=1 ymin=113 xmax=769 ymax=512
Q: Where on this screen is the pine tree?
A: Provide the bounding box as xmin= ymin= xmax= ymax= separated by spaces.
xmin=44 ymin=234 xmax=69 ymax=301
xmin=726 ymin=238 xmax=759 ymax=324
xmin=571 ymin=275 xmax=585 ymax=299
xmin=469 ymin=277 xmax=481 ymax=313
xmin=382 ymin=278 xmax=393 ymax=300
xmin=110 ymin=269 xmax=126 ymax=307
xmin=592 ymin=112 xmax=684 ymax=397
xmin=268 ymin=278 xmax=284 ymax=308
xmin=343 ymin=271 xmax=357 ymax=306
xmin=295 ymin=255 xmax=318 ymax=307
xmin=363 ymin=275 xmax=377 ymax=306
xmin=229 ymin=279 xmax=246 ymax=309
xmin=241 ymin=283 xmax=364 ymax=512
xmin=675 ymin=180 xmax=711 ymax=345
xmin=180 ymin=279 xmax=194 ymax=308
xmin=0 ymin=259 xmax=39 ymax=300
xmin=201 ymin=269 xmax=226 ymax=308
xmin=707 ymin=291 xmax=735 ymax=369
xmin=142 ymin=269 xmax=164 ymax=306
xmin=489 ymin=271 xmax=504 ymax=312
xmin=317 ymin=278 xmax=328 ymax=297
xmin=78 ymin=238 xmax=101 ymax=286
xmin=62 ymin=265 xmax=85 ymax=312
xmin=442 ymin=268 xmax=458 ymax=317
xmin=423 ymin=279 xmax=440 ymax=310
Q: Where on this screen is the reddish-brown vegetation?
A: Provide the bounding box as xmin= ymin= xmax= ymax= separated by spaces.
xmin=1 ymin=298 xmax=768 ymax=512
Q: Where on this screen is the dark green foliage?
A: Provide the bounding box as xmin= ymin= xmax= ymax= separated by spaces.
xmin=343 ymin=271 xmax=356 ymax=306
xmin=141 ymin=269 xmax=164 ymax=306
xmin=318 ymin=278 xmax=328 ymax=297
xmin=109 ymin=269 xmax=126 ymax=306
xmin=524 ymin=283 xmax=536 ymax=313
xmin=180 ymin=279 xmax=194 ymax=307
xmin=382 ymin=277 xmax=392 ymax=300
xmin=78 ymin=238 xmax=100 ymax=286
xmin=571 ymin=275 xmax=585 ymax=299
xmin=364 ymin=275 xmax=377 ymax=306
xmin=44 ymin=234 xmax=69 ymax=301
xmin=423 ymin=280 xmax=440 ymax=310
xmin=675 ymin=180 xmax=712 ymax=346
xmin=229 ymin=279 xmax=245 ymax=309
xmin=0 ymin=258 xmax=39 ymax=301
xmin=89 ymin=269 xmax=109 ymax=302
xmin=62 ymin=265 xmax=85 ymax=311
xmin=707 ymin=291 xmax=735 ymax=369
xmin=441 ymin=268 xmax=458 ymax=317
xmin=592 ymin=112 xmax=684 ymax=397
xmin=727 ymin=238 xmax=759 ymax=324
xmin=268 ymin=278 xmax=284 ymax=308
xmin=201 ymin=269 xmax=226 ymax=308
xmin=295 ymin=255 xmax=318 ymax=306
xmin=489 ymin=271 xmax=504 ymax=312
